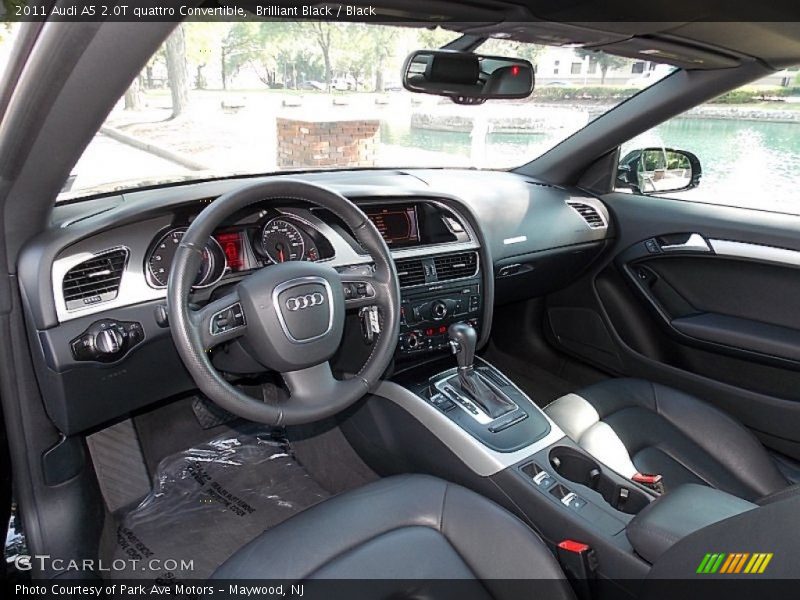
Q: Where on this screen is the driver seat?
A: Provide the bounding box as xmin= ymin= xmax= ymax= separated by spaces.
xmin=213 ymin=474 xmax=572 ymax=596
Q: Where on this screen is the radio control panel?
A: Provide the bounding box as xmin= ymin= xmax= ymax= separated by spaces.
xmin=397 ymin=278 xmax=481 ymax=357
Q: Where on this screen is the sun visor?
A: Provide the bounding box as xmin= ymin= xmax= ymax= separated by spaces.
xmin=595 ymin=36 xmax=742 ymax=69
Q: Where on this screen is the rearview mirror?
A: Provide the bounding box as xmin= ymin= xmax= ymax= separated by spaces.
xmin=618 ymin=148 xmax=702 ymax=195
xmin=402 ymin=50 xmax=534 ymax=103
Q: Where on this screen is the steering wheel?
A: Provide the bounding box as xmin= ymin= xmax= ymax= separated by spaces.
xmin=166 ymin=180 xmax=401 ymax=425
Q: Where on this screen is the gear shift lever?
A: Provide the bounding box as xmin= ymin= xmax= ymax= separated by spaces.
xmin=448 ymin=322 xmax=476 ymax=370
xmin=448 ymin=323 xmax=514 ymax=419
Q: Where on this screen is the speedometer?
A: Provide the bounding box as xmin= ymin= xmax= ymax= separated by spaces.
xmin=146 ymin=228 xmax=226 ymax=289
xmin=260 ymin=218 xmax=305 ymax=263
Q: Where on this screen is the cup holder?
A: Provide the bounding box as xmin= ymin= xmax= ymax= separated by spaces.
xmin=548 ymin=446 xmax=650 ymax=515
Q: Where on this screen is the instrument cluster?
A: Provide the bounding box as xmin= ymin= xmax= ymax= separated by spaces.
xmin=145 ymin=212 xmax=332 ymax=291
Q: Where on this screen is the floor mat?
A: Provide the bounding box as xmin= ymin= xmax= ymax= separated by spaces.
xmin=86 ymin=419 xmax=151 ymax=513
xmin=110 ymin=425 xmax=330 ymax=581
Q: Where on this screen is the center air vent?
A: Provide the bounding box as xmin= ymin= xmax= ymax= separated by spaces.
xmin=395 ymin=257 xmax=426 ymax=287
xmin=434 ymin=252 xmax=478 ymax=281
xmin=567 ymin=201 xmax=606 ymax=229
xmin=62 ymin=248 xmax=129 ymax=311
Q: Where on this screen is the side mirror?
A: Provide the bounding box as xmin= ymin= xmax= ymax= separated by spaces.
xmin=618 ymin=148 xmax=702 ymax=195
xmin=402 ymin=50 xmax=534 ymax=103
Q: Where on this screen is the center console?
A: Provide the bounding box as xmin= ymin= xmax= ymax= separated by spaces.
xmin=400 ymin=324 xmax=552 ymax=453
xmin=342 ymin=200 xmax=658 ymax=591
xmin=344 ymin=322 xmax=660 ymax=593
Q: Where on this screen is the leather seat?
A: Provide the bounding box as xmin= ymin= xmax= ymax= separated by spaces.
xmin=545 ymin=378 xmax=790 ymax=502
xmin=213 ymin=474 xmax=572 ymax=597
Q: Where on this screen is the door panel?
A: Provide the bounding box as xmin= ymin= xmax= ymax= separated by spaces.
xmin=545 ymin=192 xmax=800 ymax=460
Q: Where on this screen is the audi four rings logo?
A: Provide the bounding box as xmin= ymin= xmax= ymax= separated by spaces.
xmin=286 ymin=292 xmax=326 ymax=311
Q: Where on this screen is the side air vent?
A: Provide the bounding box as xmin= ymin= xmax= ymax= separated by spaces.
xmin=434 ymin=252 xmax=479 ymax=282
xmin=62 ymin=248 xmax=129 ymax=311
xmin=567 ymin=201 xmax=606 ymax=229
xmin=395 ymin=258 xmax=426 ymax=287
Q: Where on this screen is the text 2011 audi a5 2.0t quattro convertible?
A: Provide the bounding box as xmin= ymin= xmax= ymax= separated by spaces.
xmin=1 ymin=1 xmax=800 ymax=599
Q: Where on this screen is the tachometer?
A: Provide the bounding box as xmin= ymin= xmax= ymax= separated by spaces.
xmin=147 ymin=228 xmax=226 ymax=289
xmin=260 ymin=218 xmax=306 ymax=263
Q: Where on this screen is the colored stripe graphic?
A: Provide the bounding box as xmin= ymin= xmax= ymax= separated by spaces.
xmin=734 ymin=553 xmax=750 ymax=573
xmin=746 ymin=554 xmax=763 ymax=573
xmin=697 ymin=552 xmax=772 ymax=574
xmin=758 ymin=553 xmax=773 ymax=573
xmin=697 ymin=554 xmax=712 ymax=573
xmin=720 ymin=554 xmax=736 ymax=574
xmin=709 ymin=554 xmax=726 ymax=573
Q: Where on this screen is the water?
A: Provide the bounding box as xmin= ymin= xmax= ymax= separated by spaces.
xmin=380 ymin=120 xmax=557 ymax=165
xmin=624 ymin=118 xmax=800 ymax=213
xmin=381 ymin=116 xmax=800 ymax=214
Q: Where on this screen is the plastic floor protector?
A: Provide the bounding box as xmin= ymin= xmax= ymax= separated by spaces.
xmin=110 ymin=425 xmax=331 ymax=581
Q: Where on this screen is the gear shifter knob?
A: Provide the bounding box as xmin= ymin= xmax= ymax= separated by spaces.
xmin=448 ymin=322 xmax=477 ymax=370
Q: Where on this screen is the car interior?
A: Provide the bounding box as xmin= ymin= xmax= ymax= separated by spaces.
xmin=2 ymin=2 xmax=800 ymax=598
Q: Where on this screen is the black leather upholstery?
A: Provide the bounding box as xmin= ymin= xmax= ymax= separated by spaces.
xmin=545 ymin=378 xmax=788 ymax=502
xmin=213 ymin=474 xmax=572 ymax=596
xmin=644 ymin=490 xmax=800 ymax=586
xmin=626 ymin=484 xmax=756 ymax=564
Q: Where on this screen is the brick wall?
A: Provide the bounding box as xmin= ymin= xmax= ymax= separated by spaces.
xmin=277 ymin=118 xmax=380 ymax=168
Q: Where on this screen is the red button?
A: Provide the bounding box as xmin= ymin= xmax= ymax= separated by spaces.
xmin=558 ymin=540 xmax=590 ymax=554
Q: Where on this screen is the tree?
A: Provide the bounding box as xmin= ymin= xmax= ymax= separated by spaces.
xmin=308 ymin=22 xmax=336 ymax=91
xmin=123 ymin=77 xmax=142 ymax=110
xmin=220 ymin=22 xmax=317 ymax=90
xmin=165 ymin=25 xmax=190 ymax=118
xmin=479 ymin=38 xmax=545 ymax=70
xmin=367 ymin=25 xmax=399 ymax=92
xmin=574 ymin=49 xmax=628 ymax=85
xmin=416 ymin=27 xmax=459 ymax=49
xmin=185 ymin=22 xmax=231 ymax=90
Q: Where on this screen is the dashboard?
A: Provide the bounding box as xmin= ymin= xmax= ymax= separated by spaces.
xmin=20 ymin=168 xmax=611 ymax=435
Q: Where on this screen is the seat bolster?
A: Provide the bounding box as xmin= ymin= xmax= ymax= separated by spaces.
xmin=212 ymin=474 xmax=448 ymax=579
xmin=652 ymin=384 xmax=788 ymax=498
xmin=544 ymin=393 xmax=601 ymax=442
xmin=440 ymin=483 xmax=569 ymax=582
xmin=548 ymin=379 xmax=789 ymax=501
xmin=757 ymin=482 xmax=800 ymax=505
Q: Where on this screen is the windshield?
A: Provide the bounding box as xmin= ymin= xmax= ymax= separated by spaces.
xmin=30 ymin=22 xmax=670 ymax=200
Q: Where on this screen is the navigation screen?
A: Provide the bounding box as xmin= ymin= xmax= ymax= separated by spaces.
xmin=365 ymin=205 xmax=420 ymax=246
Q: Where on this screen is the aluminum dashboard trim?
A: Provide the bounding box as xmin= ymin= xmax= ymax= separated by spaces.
xmin=51 ymin=203 xmax=482 ymax=324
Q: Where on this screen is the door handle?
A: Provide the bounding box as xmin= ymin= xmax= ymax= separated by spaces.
xmin=657 ymin=233 xmax=711 ymax=253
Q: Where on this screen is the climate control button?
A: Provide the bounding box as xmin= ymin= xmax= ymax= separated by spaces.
xmin=406 ymin=332 xmax=420 ymax=349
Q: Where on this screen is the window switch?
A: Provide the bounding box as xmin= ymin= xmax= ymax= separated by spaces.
xmin=561 ymin=492 xmax=587 ymax=511
xmin=532 ymin=470 xmax=555 ymax=489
